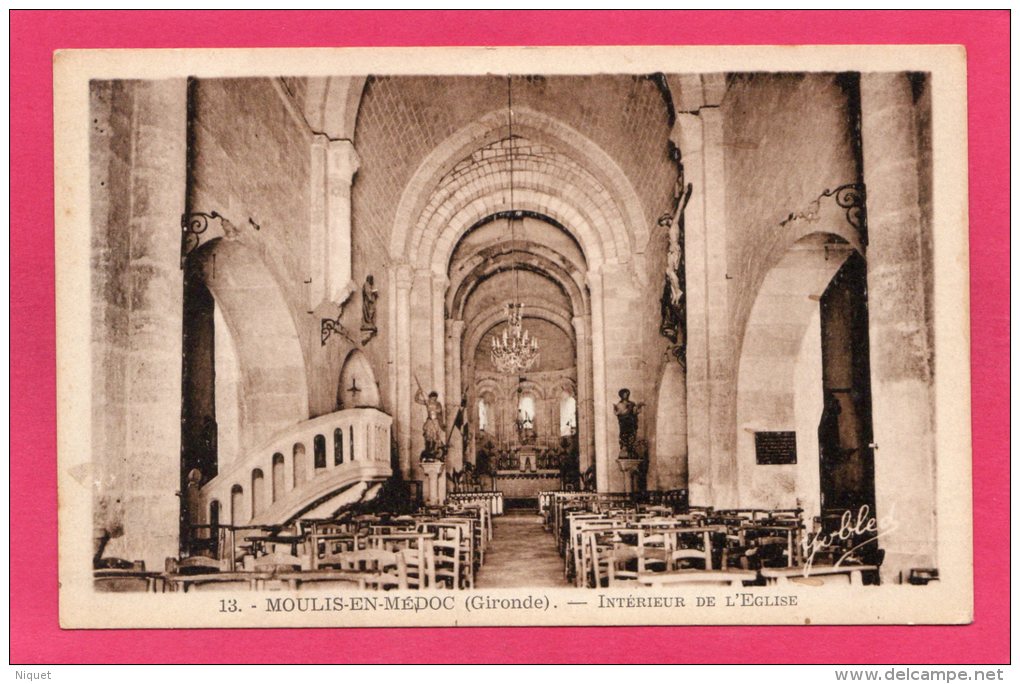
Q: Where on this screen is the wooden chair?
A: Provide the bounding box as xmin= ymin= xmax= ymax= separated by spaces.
xmin=320 ymin=548 xmax=409 ymax=591
xmin=368 ymin=532 xmax=436 ymax=590
xmin=424 ymin=524 xmax=462 ymax=590
xmin=667 ymin=527 xmax=715 ymax=571
xmin=588 ymin=533 xmax=660 ymax=587
xmin=435 ymin=519 xmax=475 ymax=588
xmin=637 ymin=569 xmax=757 ymax=588
xmin=165 ymin=555 xmax=265 ymax=592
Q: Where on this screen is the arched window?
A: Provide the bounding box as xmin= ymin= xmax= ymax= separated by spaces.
xmin=293 ymin=443 xmax=306 ymax=485
xmin=229 ymin=485 xmax=244 ymax=526
xmin=314 ymin=435 xmax=326 ymax=469
xmin=251 ymin=469 xmax=265 ymax=517
xmin=477 ymin=398 xmax=489 ymax=432
xmin=271 ymin=453 xmax=285 ymax=502
xmin=334 ymin=428 xmax=344 ymax=465
xmin=560 ymin=393 xmax=577 ymax=436
xmin=518 ymin=395 xmax=536 ymax=428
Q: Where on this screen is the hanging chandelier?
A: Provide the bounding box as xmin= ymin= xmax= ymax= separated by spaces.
xmin=492 ymin=302 xmax=540 ymax=374
xmin=490 ymin=75 xmax=540 ymax=375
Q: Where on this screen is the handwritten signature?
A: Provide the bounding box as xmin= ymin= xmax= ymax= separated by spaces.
xmin=800 ymin=504 xmax=898 ymax=576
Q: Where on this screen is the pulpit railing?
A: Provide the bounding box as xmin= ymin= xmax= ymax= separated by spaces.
xmin=198 ymin=408 xmax=392 ymax=528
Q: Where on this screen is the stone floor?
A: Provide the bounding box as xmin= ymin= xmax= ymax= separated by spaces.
xmin=475 ymin=510 xmax=569 ymax=588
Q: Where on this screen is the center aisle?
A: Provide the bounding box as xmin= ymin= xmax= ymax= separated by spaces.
xmin=475 ymin=509 xmax=569 ymax=588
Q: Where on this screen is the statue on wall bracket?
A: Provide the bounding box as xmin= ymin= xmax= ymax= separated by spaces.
xmin=360 ymin=274 xmax=379 ymax=345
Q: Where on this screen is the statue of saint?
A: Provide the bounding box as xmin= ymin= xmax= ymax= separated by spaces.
xmin=613 ymin=388 xmax=644 ymax=458
xmin=361 ymin=274 xmax=379 ymax=331
xmin=415 ymin=388 xmax=447 ymax=459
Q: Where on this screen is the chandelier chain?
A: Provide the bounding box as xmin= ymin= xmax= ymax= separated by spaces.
xmin=491 ymin=74 xmax=540 ymax=376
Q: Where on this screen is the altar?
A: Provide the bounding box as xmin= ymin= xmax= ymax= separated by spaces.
xmin=493 ymin=470 xmax=564 ymax=500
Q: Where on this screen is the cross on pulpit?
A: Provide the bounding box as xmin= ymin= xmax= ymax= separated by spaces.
xmin=347 ymin=378 xmax=362 ymax=405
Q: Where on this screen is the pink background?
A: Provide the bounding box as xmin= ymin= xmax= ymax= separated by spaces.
xmin=10 ymin=10 xmax=1008 ymax=664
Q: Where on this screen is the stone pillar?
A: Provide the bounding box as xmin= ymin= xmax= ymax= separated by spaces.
xmin=587 ymin=268 xmax=611 ymax=492
xmin=430 ymin=272 xmax=448 ymax=394
xmin=861 ymin=73 xmax=937 ymax=583
xmin=445 ymin=319 xmax=465 ymax=470
xmin=572 ymin=315 xmax=594 ymax=474
xmin=308 ymin=134 xmax=328 ymax=309
xmin=700 ymin=107 xmax=736 ymax=508
xmin=421 ymin=461 xmax=446 ymax=505
xmin=618 ymin=458 xmax=643 ymax=495
xmin=673 ymin=107 xmax=732 ymax=507
xmin=325 ymin=139 xmax=359 ymax=305
xmin=96 ymin=79 xmax=187 ymax=570
xmin=393 ymin=263 xmax=414 ymax=478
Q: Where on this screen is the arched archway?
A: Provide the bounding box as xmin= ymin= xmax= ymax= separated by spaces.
xmin=337 ymin=349 xmax=381 ymax=410
xmin=184 ymin=239 xmax=309 ymax=456
xmin=388 ymin=107 xmax=648 ymax=490
xmin=735 ymin=232 xmax=873 ymax=522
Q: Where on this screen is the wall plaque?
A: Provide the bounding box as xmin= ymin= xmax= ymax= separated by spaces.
xmin=755 ymin=431 xmax=797 ymax=465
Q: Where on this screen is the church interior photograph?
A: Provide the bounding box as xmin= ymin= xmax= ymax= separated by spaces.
xmin=86 ymin=69 xmax=940 ymax=593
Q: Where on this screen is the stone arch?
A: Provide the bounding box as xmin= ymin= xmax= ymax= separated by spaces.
xmin=651 ymin=360 xmax=688 ymax=491
xmin=449 ymin=242 xmax=588 ymax=319
xmin=337 ymin=349 xmax=381 ymax=410
xmin=512 ymin=380 xmax=547 ymax=401
xmin=735 ymin=232 xmax=859 ymax=514
xmin=473 ymin=377 xmax=506 ymax=401
xmin=187 ymin=239 xmax=309 ymax=450
xmin=462 ymin=304 xmax=575 ymax=368
xmin=426 ymin=186 xmax=611 ymax=273
xmin=414 ymin=145 xmax=631 ymax=271
xmin=303 ymin=76 xmax=368 ymax=139
xmin=389 ymin=106 xmax=647 ymax=263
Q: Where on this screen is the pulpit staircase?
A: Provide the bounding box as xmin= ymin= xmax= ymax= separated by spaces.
xmin=197 ymin=408 xmax=393 ymax=528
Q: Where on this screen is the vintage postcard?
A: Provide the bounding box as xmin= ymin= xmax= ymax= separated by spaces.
xmin=55 ymin=45 xmax=972 ymax=628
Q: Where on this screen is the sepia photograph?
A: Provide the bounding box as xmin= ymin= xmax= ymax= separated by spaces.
xmin=53 ymin=44 xmax=973 ymax=629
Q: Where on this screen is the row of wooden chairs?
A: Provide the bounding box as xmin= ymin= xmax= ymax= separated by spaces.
xmin=548 ymin=495 xmax=882 ymax=587
xmin=156 ymin=502 xmax=492 ymax=593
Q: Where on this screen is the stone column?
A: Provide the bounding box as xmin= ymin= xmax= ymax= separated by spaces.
xmin=325 ymin=139 xmax=359 ymax=304
xmin=618 ymin=458 xmax=643 ymax=495
xmin=674 ymin=112 xmax=710 ymax=505
xmin=672 ymin=106 xmax=732 ymax=507
xmin=421 ymin=461 xmax=446 ymax=505
xmin=308 ymin=134 xmax=328 ymax=309
xmin=861 ymin=73 xmax=937 ymax=583
xmin=100 ymin=79 xmax=188 ymax=570
xmin=445 ymin=318 xmax=466 ymax=470
xmin=572 ymin=315 xmax=594 ymax=474
xmin=393 ymin=263 xmax=414 ymax=478
xmin=587 ymin=268 xmax=611 ymax=492
xmin=700 ymin=107 xmax=736 ymax=508
xmin=430 ymin=272 xmax=448 ymax=395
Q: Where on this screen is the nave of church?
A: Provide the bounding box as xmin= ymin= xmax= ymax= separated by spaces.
xmin=88 ymin=69 xmax=940 ymax=593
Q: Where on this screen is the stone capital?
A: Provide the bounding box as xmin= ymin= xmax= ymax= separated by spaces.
xmin=311 ymin=132 xmax=329 ymax=152
xmin=671 ymin=112 xmax=704 ymax=157
xmin=326 ymin=139 xmax=360 ymax=183
xmin=393 ymin=263 xmax=415 ymax=289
